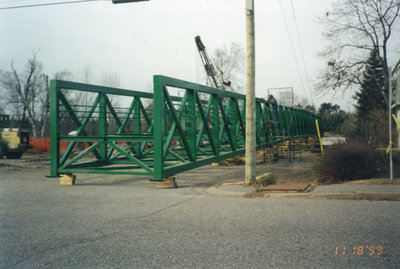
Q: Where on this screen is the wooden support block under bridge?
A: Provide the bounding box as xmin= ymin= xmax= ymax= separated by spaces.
xmin=60 ymin=173 xmax=76 ymax=185
xmin=156 ymin=177 xmax=177 ymax=189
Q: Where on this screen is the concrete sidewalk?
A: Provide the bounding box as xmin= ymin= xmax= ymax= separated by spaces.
xmin=207 ymin=181 xmax=400 ymax=201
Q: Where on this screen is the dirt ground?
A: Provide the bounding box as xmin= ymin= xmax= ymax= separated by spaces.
xmin=0 ymin=151 xmax=50 ymax=169
xmin=0 ymin=149 xmax=320 ymax=183
xmin=2 ymin=148 xmax=397 ymax=185
xmin=261 ymin=150 xmax=321 ymax=184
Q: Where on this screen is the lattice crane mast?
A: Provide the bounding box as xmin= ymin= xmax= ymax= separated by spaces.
xmin=195 ymin=35 xmax=228 ymax=90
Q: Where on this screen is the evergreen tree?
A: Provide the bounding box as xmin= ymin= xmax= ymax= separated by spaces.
xmin=354 ymin=49 xmax=386 ymax=143
xmin=318 ymin=103 xmax=347 ymax=133
xmin=354 ymin=49 xmax=386 ymax=119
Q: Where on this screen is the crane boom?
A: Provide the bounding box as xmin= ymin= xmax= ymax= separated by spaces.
xmin=195 ymin=36 xmax=224 ymax=89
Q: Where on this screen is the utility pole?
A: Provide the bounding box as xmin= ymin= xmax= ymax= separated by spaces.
xmin=245 ymin=0 xmax=256 ymax=185
xmin=389 ymin=68 xmax=394 ymax=182
xmin=395 ymin=76 xmax=400 ymax=147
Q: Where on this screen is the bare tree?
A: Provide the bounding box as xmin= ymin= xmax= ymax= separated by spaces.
xmin=39 ymin=74 xmax=50 ymax=137
xmin=71 ymin=67 xmax=121 ymax=110
xmin=100 ymin=71 xmax=120 ymax=88
xmin=211 ymin=42 xmax=245 ymax=93
xmin=54 ymin=70 xmax=73 ymax=81
xmin=61 ymin=68 xmax=122 ymax=135
xmin=99 ymin=71 xmax=121 ymax=108
xmin=0 ymin=54 xmax=49 ymax=137
xmin=318 ymin=0 xmax=400 ymax=101
xmin=72 ymin=66 xmax=93 ymax=115
xmin=294 ymin=94 xmax=311 ymax=109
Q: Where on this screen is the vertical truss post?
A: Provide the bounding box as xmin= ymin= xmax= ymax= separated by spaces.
xmin=187 ymin=88 xmax=197 ymax=161
xmin=283 ymin=107 xmax=289 ymax=136
xmin=153 ymin=76 xmax=164 ymax=180
xmin=278 ymin=106 xmax=285 ymax=136
xmin=99 ymin=93 xmax=107 ymax=160
xmin=271 ymin=107 xmax=278 ymax=139
xmin=211 ymin=94 xmax=220 ymax=155
xmin=256 ymin=102 xmax=261 ymax=144
xmin=307 ymin=113 xmax=312 ymax=135
xmin=180 ymin=104 xmax=187 ymax=132
xmin=286 ymin=107 xmax=291 ymax=136
xmin=50 ymin=80 xmax=60 ymax=177
xmin=262 ymin=103 xmax=270 ymax=144
xmin=299 ymin=110 xmax=305 ymax=136
xmin=229 ymin=97 xmax=237 ymax=151
xmin=286 ymin=107 xmax=292 ymax=136
xmin=292 ymin=108 xmax=296 ymax=136
xmin=305 ymin=112 xmax=310 ymax=135
xmin=134 ymin=97 xmax=141 ymax=155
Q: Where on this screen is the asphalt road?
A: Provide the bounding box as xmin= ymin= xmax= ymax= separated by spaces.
xmin=1 ymin=163 xmax=400 ymax=268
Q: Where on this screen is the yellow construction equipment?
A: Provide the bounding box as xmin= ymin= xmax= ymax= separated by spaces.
xmin=0 ymin=114 xmax=32 ymax=159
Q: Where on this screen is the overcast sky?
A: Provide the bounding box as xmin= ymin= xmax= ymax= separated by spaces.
xmin=1 ymin=0 xmax=359 ymax=111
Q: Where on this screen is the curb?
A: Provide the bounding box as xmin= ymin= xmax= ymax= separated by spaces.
xmin=206 ymin=186 xmax=248 ymax=197
xmin=264 ymin=192 xmax=400 ymax=201
xmin=205 ymin=186 xmax=400 ymax=201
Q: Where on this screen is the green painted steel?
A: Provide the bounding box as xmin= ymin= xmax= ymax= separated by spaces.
xmin=50 ymin=76 xmax=318 ymax=180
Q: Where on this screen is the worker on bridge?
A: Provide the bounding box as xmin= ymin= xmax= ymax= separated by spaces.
xmin=266 ymin=94 xmax=279 ymax=122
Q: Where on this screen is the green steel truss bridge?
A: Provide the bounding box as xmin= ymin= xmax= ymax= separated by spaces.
xmin=50 ymin=75 xmax=318 ymax=180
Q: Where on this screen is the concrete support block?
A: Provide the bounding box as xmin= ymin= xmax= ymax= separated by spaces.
xmin=60 ymin=174 xmax=76 ymax=185
xmin=156 ymin=176 xmax=177 ymax=189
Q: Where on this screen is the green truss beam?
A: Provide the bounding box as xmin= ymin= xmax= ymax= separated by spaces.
xmin=50 ymin=76 xmax=320 ymax=181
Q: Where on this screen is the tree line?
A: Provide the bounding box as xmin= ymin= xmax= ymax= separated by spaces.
xmin=0 ymin=54 xmax=120 ymax=137
xmin=317 ymin=0 xmax=400 ymax=146
xmin=0 ymin=55 xmax=50 ymax=137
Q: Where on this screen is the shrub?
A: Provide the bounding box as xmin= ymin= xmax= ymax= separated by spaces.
xmin=318 ymin=140 xmax=381 ymax=183
xmin=257 ymin=172 xmax=276 ymax=186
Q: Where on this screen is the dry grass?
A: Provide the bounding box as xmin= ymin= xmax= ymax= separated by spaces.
xmin=256 ymin=151 xmax=321 ymax=185
xmin=345 ymin=178 xmax=400 ymax=185
xmin=257 ymin=150 xmax=400 ymax=186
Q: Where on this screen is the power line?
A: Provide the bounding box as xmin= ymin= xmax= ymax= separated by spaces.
xmin=0 ymin=0 xmax=30 ymax=4
xmin=289 ymin=0 xmax=314 ymax=106
xmin=277 ymin=0 xmax=309 ymax=105
xmin=0 ymin=0 xmax=106 ymax=10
